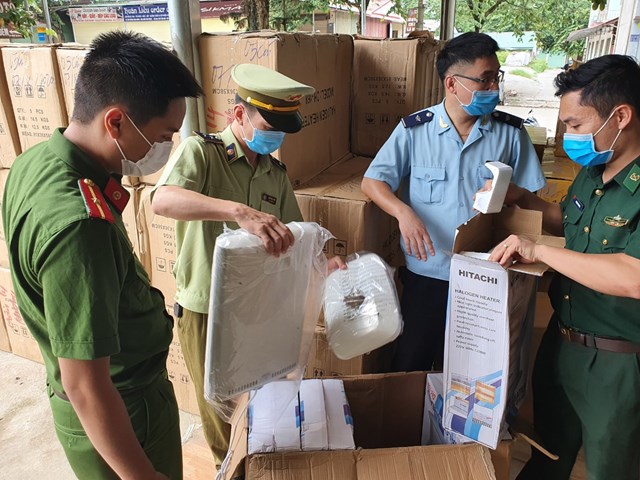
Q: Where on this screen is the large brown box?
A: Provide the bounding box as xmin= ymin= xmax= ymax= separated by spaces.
xmin=138 ymin=187 xmax=199 ymax=414
xmin=0 ymin=168 xmax=10 ymax=268
xmin=199 ymin=32 xmax=353 ymax=188
xmin=55 ymin=44 xmax=89 ymax=119
xmin=351 ymin=35 xmax=442 ymax=158
xmin=294 ymin=155 xmax=403 ymax=267
xmin=0 ymin=50 xmax=21 ymax=168
xmin=1 ymin=45 xmax=68 ymax=151
xmin=221 ymin=372 xmax=502 ymax=480
xmin=0 ymin=267 xmax=43 ymax=363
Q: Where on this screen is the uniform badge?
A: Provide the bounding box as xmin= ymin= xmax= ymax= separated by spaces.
xmin=623 ymin=164 xmax=640 ymax=194
xmin=226 ymin=144 xmax=237 ymax=162
xmin=439 ymin=116 xmax=449 ymax=129
xmin=103 ymin=177 xmax=130 ymax=214
xmin=261 ymin=193 xmax=277 ymax=205
xmin=604 ymin=215 xmax=629 ymax=227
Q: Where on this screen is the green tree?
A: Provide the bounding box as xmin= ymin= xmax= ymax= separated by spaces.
xmin=269 ymin=0 xmax=330 ymax=32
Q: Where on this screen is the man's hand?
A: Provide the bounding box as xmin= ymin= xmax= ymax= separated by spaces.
xmin=398 ymin=206 xmax=435 ymax=261
xmin=474 ymin=180 xmax=526 ymax=207
xmin=488 ymin=234 xmax=539 ymax=267
xmin=326 ymin=256 xmax=347 ymax=275
xmin=235 ymin=206 xmax=295 ymax=256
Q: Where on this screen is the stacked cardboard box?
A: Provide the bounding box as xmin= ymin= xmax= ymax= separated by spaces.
xmin=537 ymin=150 xmax=580 ymax=204
xmin=1 ymin=45 xmax=68 ymax=151
xmin=199 ymin=32 xmax=353 ymax=188
xmin=0 ymin=48 xmax=20 ymax=169
xmin=55 ymin=44 xmax=89 ymax=119
xmin=351 ymin=34 xmax=443 ymax=157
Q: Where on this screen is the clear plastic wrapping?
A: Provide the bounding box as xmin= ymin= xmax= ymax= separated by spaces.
xmin=204 ymin=221 xmax=331 ymax=421
xmin=323 ymin=252 xmax=403 ymax=360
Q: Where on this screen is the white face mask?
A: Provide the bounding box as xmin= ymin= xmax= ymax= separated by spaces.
xmin=115 ymin=113 xmax=174 ymax=176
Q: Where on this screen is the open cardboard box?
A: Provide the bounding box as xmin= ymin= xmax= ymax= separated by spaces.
xmin=443 ymin=207 xmax=561 ymax=450
xmin=218 ymin=372 xmax=505 ymax=480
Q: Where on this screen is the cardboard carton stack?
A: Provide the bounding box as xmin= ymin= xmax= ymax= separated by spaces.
xmin=351 ymin=34 xmax=443 ymax=157
xmin=537 ymin=150 xmax=580 ymax=204
xmin=199 ymin=32 xmax=354 ymax=188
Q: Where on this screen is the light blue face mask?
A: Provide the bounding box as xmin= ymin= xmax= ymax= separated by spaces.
xmin=563 ymin=109 xmax=622 ymax=168
xmin=241 ymin=111 xmax=286 ymax=155
xmin=455 ymin=80 xmax=501 ymax=116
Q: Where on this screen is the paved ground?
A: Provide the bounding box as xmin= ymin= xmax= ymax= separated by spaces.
xmin=500 ymin=66 xmax=562 ymax=140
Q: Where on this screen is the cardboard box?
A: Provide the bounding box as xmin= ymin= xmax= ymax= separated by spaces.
xmin=0 ymin=267 xmax=43 ymax=363
xmin=351 ymin=35 xmax=442 ymax=157
xmin=0 ymin=50 xmax=21 ymax=168
xmin=0 ymin=305 xmax=11 ymax=353
xmin=443 ymin=208 xmax=554 ymax=449
xmin=554 ymin=115 xmax=567 ymax=157
xmin=221 ymin=372 xmax=498 ymax=480
xmin=0 ymin=168 xmax=10 ymax=268
xmin=199 ymin=32 xmax=353 ymax=187
xmin=294 ymin=155 xmax=403 ymax=268
xmin=139 ymin=188 xmax=177 ymax=300
xmin=137 ymin=187 xmax=200 ymax=414
xmin=540 ymin=154 xmax=579 ymax=181
xmin=304 ymin=325 xmax=390 ymax=378
xmin=422 ymin=372 xmax=513 ymax=480
xmin=537 ymin=178 xmax=572 ymax=204
xmin=1 ymin=45 xmax=68 ymax=151
xmin=55 ymin=44 xmax=89 ymax=119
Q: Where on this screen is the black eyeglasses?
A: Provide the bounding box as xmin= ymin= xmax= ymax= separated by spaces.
xmin=452 ymin=69 xmax=505 ymax=86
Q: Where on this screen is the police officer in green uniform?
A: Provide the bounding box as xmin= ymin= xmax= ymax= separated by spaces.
xmin=152 ymin=63 xmax=343 ymax=466
xmin=489 ymin=55 xmax=640 ymax=479
xmin=2 ymin=32 xmax=201 ymax=479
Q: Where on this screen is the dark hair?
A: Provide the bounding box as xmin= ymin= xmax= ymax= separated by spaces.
xmin=73 ymin=31 xmax=203 ymax=125
xmin=436 ymin=32 xmax=500 ymax=81
xmin=554 ymin=55 xmax=640 ymax=119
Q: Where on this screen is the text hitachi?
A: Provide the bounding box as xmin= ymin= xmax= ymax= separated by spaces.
xmin=458 ymin=270 xmax=498 ymax=284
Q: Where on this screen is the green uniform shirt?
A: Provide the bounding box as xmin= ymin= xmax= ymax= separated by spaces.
xmin=549 ymin=157 xmax=640 ymax=342
xmin=154 ymin=126 xmax=303 ymax=314
xmin=2 ymin=129 xmax=173 ymax=395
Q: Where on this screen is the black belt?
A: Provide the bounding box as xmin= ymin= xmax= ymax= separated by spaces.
xmin=558 ymin=322 xmax=640 ymax=354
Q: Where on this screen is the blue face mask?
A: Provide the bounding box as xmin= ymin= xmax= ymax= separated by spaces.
xmin=241 ymin=111 xmax=286 ymax=155
xmin=563 ymin=109 xmax=622 ymax=168
xmin=455 ymin=80 xmax=500 ymax=116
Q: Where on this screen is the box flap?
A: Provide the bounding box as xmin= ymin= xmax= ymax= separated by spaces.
xmin=341 ymin=372 xmax=426 ymax=449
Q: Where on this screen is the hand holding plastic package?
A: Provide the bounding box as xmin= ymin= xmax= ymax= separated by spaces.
xmin=323 ymin=252 xmax=402 ymax=359
xmin=204 ymin=222 xmax=331 ymax=421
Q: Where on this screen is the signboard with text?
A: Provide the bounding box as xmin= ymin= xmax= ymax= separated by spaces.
xmin=122 ymin=4 xmax=169 ymax=22
xmin=69 ymin=6 xmax=121 ymax=23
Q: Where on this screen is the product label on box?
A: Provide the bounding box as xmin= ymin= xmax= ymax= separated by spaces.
xmin=443 ymin=255 xmax=509 ymax=448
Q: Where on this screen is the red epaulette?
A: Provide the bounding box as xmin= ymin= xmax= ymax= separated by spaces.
xmin=78 ymin=178 xmax=115 ymax=224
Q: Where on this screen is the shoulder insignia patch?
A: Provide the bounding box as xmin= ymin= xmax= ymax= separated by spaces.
xmin=270 ymin=157 xmax=287 ymax=172
xmin=78 ymin=178 xmax=115 ymax=223
xmin=491 ymin=110 xmax=524 ymax=129
xmin=194 ymin=131 xmax=224 ymax=144
xmin=103 ymin=177 xmax=130 ymax=214
xmin=402 ymin=109 xmax=434 ymax=128
xmin=623 ymin=163 xmax=640 ymax=194
xmin=226 ymin=143 xmax=237 ymax=162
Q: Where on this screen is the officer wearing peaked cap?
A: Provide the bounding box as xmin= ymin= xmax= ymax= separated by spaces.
xmin=362 ymin=32 xmax=545 ymax=373
xmin=151 ymin=63 xmax=344 ymax=467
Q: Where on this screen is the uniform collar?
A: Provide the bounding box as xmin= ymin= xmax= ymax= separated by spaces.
xmin=219 ymin=125 xmax=274 ymax=174
xmin=49 ymin=128 xmax=111 ymax=190
xmin=586 ymin=155 xmax=640 ymax=194
xmin=434 ymin=101 xmax=492 ymax=137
